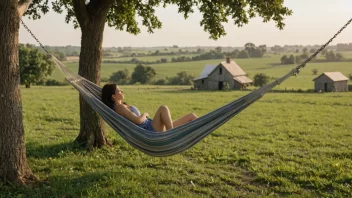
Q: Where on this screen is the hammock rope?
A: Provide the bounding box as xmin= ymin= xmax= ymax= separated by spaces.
xmin=20 ymin=18 xmax=352 ymax=156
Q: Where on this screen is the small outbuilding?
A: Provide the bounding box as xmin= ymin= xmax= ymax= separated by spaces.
xmin=193 ymin=58 xmax=252 ymax=90
xmin=313 ymin=72 xmax=348 ymax=92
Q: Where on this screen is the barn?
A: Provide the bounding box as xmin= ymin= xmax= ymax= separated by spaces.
xmin=313 ymin=72 xmax=348 ymax=92
xmin=193 ymin=58 xmax=252 ymax=90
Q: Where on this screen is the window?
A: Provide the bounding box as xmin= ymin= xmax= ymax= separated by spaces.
xmin=219 ymin=67 xmax=222 ymax=75
xmin=202 ymin=79 xmax=204 ymax=84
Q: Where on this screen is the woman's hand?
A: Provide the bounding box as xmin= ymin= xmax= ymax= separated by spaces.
xmin=143 ymin=112 xmax=149 ymax=118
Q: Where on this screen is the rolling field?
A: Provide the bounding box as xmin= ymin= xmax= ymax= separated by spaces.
xmin=49 ymin=52 xmax=352 ymax=91
xmin=1 ymin=85 xmax=351 ymax=197
xmin=1 ymin=52 xmax=352 ymax=197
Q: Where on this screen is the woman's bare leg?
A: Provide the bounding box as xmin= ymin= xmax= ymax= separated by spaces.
xmin=173 ymin=113 xmax=198 ymax=128
xmin=151 ymin=105 xmax=173 ymax=132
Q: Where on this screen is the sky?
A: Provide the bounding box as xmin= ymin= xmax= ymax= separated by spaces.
xmin=19 ymin=0 xmax=352 ymax=47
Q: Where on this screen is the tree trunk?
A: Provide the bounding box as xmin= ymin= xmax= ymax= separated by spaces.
xmin=0 ymin=0 xmax=36 ymax=184
xmin=74 ymin=10 xmax=111 ymax=149
xmin=25 ymin=84 xmax=30 ymax=88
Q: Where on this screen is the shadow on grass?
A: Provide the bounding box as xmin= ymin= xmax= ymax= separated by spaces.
xmin=0 ymin=172 xmax=117 ymax=198
xmin=26 ymin=141 xmax=84 ymax=159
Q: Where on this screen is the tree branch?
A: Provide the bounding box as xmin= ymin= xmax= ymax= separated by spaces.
xmin=87 ymin=0 xmax=114 ymax=18
xmin=17 ymin=0 xmax=33 ymax=17
xmin=72 ymin=0 xmax=90 ymax=28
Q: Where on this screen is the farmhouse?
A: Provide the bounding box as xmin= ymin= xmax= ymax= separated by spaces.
xmin=313 ymin=72 xmax=348 ymax=92
xmin=193 ymin=58 xmax=252 ymax=90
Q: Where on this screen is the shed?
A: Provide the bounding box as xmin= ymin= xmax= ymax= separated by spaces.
xmin=313 ymin=72 xmax=348 ymax=92
xmin=193 ymin=58 xmax=252 ymax=90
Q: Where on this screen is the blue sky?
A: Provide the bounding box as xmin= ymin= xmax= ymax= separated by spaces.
xmin=19 ymin=0 xmax=352 ymax=47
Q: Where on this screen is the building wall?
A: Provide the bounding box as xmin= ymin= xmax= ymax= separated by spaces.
xmin=314 ymin=75 xmax=348 ymax=92
xmin=193 ymin=64 xmax=249 ymax=90
xmin=194 ymin=78 xmax=209 ymax=90
xmin=207 ymin=65 xmax=235 ymax=90
xmin=334 ymin=81 xmax=348 ymax=92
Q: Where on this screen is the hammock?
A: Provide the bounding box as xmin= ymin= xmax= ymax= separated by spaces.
xmin=21 ymin=18 xmax=352 ymax=157
xmin=53 ymin=56 xmax=296 ymax=157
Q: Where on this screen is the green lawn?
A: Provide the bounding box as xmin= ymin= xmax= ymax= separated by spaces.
xmin=1 ymin=86 xmax=351 ymax=197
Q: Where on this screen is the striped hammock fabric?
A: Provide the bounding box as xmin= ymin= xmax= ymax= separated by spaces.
xmin=52 ymin=57 xmax=298 ymax=157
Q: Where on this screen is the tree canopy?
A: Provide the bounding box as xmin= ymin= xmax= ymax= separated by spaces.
xmin=19 ymin=44 xmax=55 ymax=88
xmin=26 ymin=0 xmax=292 ymax=40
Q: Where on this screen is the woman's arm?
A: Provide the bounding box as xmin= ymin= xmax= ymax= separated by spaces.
xmin=115 ymin=105 xmax=149 ymax=125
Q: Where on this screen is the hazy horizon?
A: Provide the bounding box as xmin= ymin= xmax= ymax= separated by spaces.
xmin=19 ymin=0 xmax=352 ymax=48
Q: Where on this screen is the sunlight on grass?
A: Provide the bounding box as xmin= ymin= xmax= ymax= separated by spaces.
xmin=1 ymin=85 xmax=351 ymax=197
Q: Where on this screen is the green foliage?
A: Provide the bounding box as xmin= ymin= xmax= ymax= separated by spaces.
xmin=19 ymin=44 xmax=55 ymax=88
xmin=253 ymin=73 xmax=270 ymax=87
xmin=312 ymin=69 xmax=318 ymax=75
xmin=26 ymin=0 xmax=291 ymax=40
xmin=325 ymin=51 xmax=344 ymax=61
xmin=237 ymin=50 xmax=250 ymax=58
xmin=271 ymin=45 xmax=285 ymax=53
xmin=45 ymin=79 xmax=69 ymax=86
xmin=222 ymin=82 xmax=230 ymax=91
xmin=131 ymin=64 xmax=156 ymax=84
xmin=109 ymin=69 xmax=130 ymax=85
xmin=167 ymin=71 xmax=195 ymax=85
xmin=52 ymin=51 xmax=67 ymax=61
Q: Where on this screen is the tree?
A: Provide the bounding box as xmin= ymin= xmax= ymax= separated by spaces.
xmin=215 ymin=46 xmax=222 ymax=53
xmin=19 ymin=44 xmax=55 ymax=88
xmin=0 ymin=0 xmax=37 ymax=184
xmin=271 ymin=45 xmax=285 ymax=53
xmin=109 ymin=69 xmax=130 ymax=84
xmin=25 ymin=0 xmax=292 ymax=149
xmin=258 ymin=45 xmax=267 ymax=53
xmin=131 ymin=64 xmax=156 ymax=84
xmin=244 ymin=43 xmax=256 ymax=56
xmin=237 ymin=50 xmax=250 ymax=58
xmin=169 ymin=71 xmax=195 ymax=85
xmin=281 ymin=55 xmax=288 ymax=64
xmin=312 ymin=69 xmax=318 ymax=75
xmin=336 ymin=53 xmax=344 ymax=61
xmin=253 ymin=73 xmax=270 ymax=87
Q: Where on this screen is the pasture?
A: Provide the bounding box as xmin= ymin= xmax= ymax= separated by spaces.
xmin=1 ymin=53 xmax=352 ymax=197
xmin=0 ymin=85 xmax=351 ymax=197
xmin=49 ymin=52 xmax=352 ymax=91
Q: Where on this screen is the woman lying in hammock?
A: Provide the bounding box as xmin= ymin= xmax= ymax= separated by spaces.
xmin=102 ymin=83 xmax=198 ymax=132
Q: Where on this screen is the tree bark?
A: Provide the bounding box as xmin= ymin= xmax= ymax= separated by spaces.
xmin=0 ymin=0 xmax=36 ymax=184
xmin=73 ymin=0 xmax=112 ymax=149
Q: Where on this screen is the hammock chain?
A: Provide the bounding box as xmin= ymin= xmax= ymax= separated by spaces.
xmin=20 ymin=19 xmax=52 ymax=56
xmin=294 ymin=18 xmax=352 ymax=74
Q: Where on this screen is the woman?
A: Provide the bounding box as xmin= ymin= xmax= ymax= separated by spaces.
xmin=102 ymin=83 xmax=198 ymax=132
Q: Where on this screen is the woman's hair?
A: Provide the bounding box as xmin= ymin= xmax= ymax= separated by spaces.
xmin=102 ymin=83 xmax=117 ymax=109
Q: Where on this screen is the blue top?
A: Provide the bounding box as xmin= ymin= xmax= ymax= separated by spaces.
xmin=128 ymin=105 xmax=141 ymax=116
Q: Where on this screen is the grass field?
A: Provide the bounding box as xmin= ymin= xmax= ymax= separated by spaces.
xmin=1 ymin=52 xmax=352 ymax=197
xmin=1 ymin=85 xmax=351 ymax=197
xmin=49 ymin=52 xmax=352 ymax=91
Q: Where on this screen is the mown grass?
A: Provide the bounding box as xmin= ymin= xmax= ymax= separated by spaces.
xmin=1 ymin=85 xmax=351 ymax=197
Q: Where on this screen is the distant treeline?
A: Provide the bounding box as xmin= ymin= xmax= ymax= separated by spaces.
xmin=280 ymin=49 xmax=348 ymax=65
xmin=24 ymin=42 xmax=352 ymax=62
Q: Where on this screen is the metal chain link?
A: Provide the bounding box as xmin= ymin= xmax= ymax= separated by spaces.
xmin=295 ymin=18 xmax=352 ymax=73
xmin=20 ymin=19 xmax=52 ymax=56
xmin=21 ymin=17 xmax=352 ymax=72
